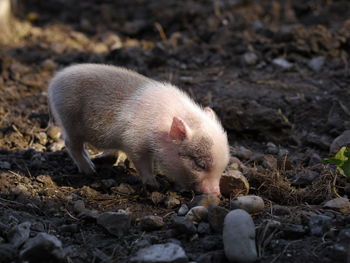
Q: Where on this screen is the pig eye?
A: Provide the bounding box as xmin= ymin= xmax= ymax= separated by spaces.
xmin=192 ymin=157 xmax=207 ymax=171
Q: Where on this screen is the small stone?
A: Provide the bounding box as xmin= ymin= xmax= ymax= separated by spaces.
xmin=150 ymin=192 xmax=166 ymax=205
xmin=233 ymin=146 xmax=253 ymax=160
xmin=73 ymin=200 xmax=85 ymax=213
xmin=139 ymin=215 xmax=165 ymax=231
xmin=7 ymin=221 xmax=31 ymax=248
xmin=59 ymin=224 xmax=79 ymax=233
xmin=196 ymin=250 xmax=225 ymax=263
xmin=330 ymin=130 xmax=350 ymax=154
xmin=230 ymin=195 xmax=264 ymax=214
xmin=208 ymin=206 xmax=229 ymax=233
xmin=78 ymin=209 xmax=99 ymax=220
xmin=178 ymin=204 xmax=189 ymax=216
xmin=0 ymin=161 xmax=11 ymax=169
xmin=308 ymin=56 xmax=325 ymax=72
xmin=97 ymin=211 xmax=131 ymax=237
xmin=197 ymin=222 xmax=211 ymax=235
xmin=186 ymin=206 xmax=208 ymax=222
xmin=112 ymin=183 xmax=135 ymax=195
xmin=20 ymin=233 xmax=65 ymax=262
xmin=261 ymin=155 xmax=278 ymax=169
xmin=11 ymin=184 xmax=28 ymax=195
xmin=189 ymin=195 xmax=220 ymax=208
xmin=324 ymin=197 xmax=350 ymax=213
xmin=171 ymin=216 xmax=197 ymax=236
xmin=41 ymin=59 xmax=57 ymax=71
xmin=281 ymin=224 xmax=306 ymax=239
xmin=219 ymin=170 xmax=249 ymax=197
xmin=130 ymin=242 xmax=188 ymax=263
xmin=47 ymin=126 xmax=61 ymax=141
xmin=266 ymin=142 xmax=278 ymax=155
xmin=242 ymin=52 xmax=258 ymax=66
xmin=272 ymin=205 xmax=291 ymax=216
xmin=292 ymin=170 xmax=319 ymax=187
xmin=272 ymin=57 xmax=293 ymax=70
xmin=101 ymin=179 xmax=117 ymax=189
xmin=165 ymin=196 xmax=181 ymax=209
xmin=333 ymin=229 xmax=350 ymax=261
xmin=49 ymin=140 xmax=65 ymax=152
xmin=223 ymin=209 xmax=257 ymax=263
xmin=308 ymin=215 xmax=332 ymax=236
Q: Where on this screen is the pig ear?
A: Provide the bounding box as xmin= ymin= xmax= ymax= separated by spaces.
xmin=204 ymin=107 xmax=216 ymax=120
xmin=169 ymin=117 xmax=191 ymax=142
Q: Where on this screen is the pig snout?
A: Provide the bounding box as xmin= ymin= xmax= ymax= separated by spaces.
xmin=197 ymin=179 xmax=221 ymax=196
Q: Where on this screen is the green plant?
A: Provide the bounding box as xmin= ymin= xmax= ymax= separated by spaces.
xmin=324 ymin=147 xmax=350 ymax=177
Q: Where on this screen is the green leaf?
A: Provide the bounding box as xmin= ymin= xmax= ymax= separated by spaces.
xmin=324 ymin=147 xmax=350 ymax=177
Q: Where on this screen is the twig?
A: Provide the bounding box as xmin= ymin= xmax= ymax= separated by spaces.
xmin=154 ymin=22 xmax=167 ymax=41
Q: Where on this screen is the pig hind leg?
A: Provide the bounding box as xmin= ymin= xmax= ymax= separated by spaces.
xmin=65 ymin=135 xmax=96 ymax=175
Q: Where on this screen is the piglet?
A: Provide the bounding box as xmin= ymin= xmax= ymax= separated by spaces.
xmin=48 ymin=64 xmax=230 ymax=196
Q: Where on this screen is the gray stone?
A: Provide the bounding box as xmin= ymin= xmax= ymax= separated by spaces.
xmin=333 ymin=229 xmax=350 ymax=261
xmin=20 ymin=233 xmax=65 ymax=262
xmin=230 ymin=195 xmax=264 ymax=214
xmin=208 ymin=206 xmax=229 ymax=233
xmin=233 ymin=146 xmax=253 ymax=160
xmin=97 ymin=211 xmax=131 ymax=237
xmin=7 ymin=221 xmax=31 ymax=248
xmin=0 ymin=244 xmax=17 ymax=263
xmin=171 ymin=216 xmax=196 ymax=236
xmin=272 ymin=57 xmax=293 ymax=70
xmin=196 ymin=250 xmax=225 ymax=263
xmin=178 ymin=204 xmax=189 ymax=216
xmin=292 ymin=170 xmax=319 ymax=187
xmin=323 ymin=197 xmax=350 ymax=212
xmin=272 ymin=205 xmax=291 ymax=216
xmin=308 ymin=56 xmax=325 ymax=72
xmin=130 ymin=243 xmax=188 ymax=263
xmin=73 ymin=200 xmax=85 ymax=213
xmin=308 ymin=215 xmax=332 ymax=236
xmin=330 ymin=130 xmax=350 ymax=154
xmin=197 ymin=222 xmax=211 ymax=235
xmin=0 ymin=161 xmax=11 ymax=169
xmin=281 ymin=224 xmax=306 ymax=238
xmin=186 ymin=206 xmax=208 ymax=222
xmin=223 ymin=210 xmax=257 ymax=263
xmin=242 ymin=52 xmax=258 ymax=66
xmin=140 ymin=215 xmax=165 ymax=231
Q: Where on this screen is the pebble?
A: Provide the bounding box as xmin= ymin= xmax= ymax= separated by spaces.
xmin=171 ymin=216 xmax=197 ymax=236
xmin=97 ymin=211 xmax=131 ymax=237
xmin=308 ymin=215 xmax=332 ymax=236
xmin=197 ymin=222 xmax=211 ymax=235
xmin=261 ymin=155 xmax=278 ymax=169
xmin=196 ymin=250 xmax=225 ymax=263
xmin=292 ymin=170 xmax=319 ymax=187
xmin=189 ymin=195 xmax=220 ymax=208
xmin=73 ymin=200 xmax=86 ymax=213
xmin=230 ymin=195 xmax=264 ymax=214
xmin=0 ymin=161 xmax=11 ymax=169
xmin=233 ymin=146 xmax=253 ymax=160
xmin=242 ymin=52 xmax=258 ymax=66
xmin=165 ymin=196 xmax=181 ymax=209
xmin=20 ymin=233 xmax=65 ymax=262
xmin=139 ymin=215 xmax=165 ymax=231
xmin=36 ymin=132 xmax=48 ymax=145
xmin=272 ymin=205 xmax=291 ymax=216
xmin=281 ymin=224 xmax=306 ymax=239
xmin=330 ymin=130 xmax=350 ymax=154
xmin=186 ymin=206 xmax=208 ymax=222
xmin=178 ymin=204 xmax=189 ymax=216
xmin=272 ymin=57 xmax=293 ymax=70
xmin=219 ymin=170 xmax=249 ymax=197
xmin=323 ymin=197 xmax=350 ymax=213
xmin=7 ymin=221 xmax=31 ymax=248
xmin=265 ymin=142 xmax=279 ymax=155
xmin=49 ymin=140 xmax=65 ymax=152
xmin=207 ymin=206 xmax=229 ymax=233
xmin=112 ymin=183 xmax=135 ymax=195
xmin=47 ymin=126 xmax=61 ymax=141
xmin=101 ymin=179 xmax=117 ymax=189
xmin=308 ymin=56 xmax=325 ymax=72
xmin=130 ymin=242 xmax=188 ymax=263
xmin=333 ymin=229 xmax=350 ymax=261
xmin=223 ymin=209 xmax=257 ymax=263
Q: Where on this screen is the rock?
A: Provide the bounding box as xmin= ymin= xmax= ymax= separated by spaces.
xmin=272 ymin=57 xmax=293 ymax=70
xmin=101 ymin=179 xmax=117 ymax=189
xmin=186 ymin=206 xmax=208 ymax=222
xmin=150 ymin=192 xmax=166 ymax=205
xmin=308 ymin=56 xmax=325 ymax=72
xmin=189 ymin=195 xmax=220 ymax=208
xmin=330 ymin=130 xmax=350 ymax=154
xmin=20 ymin=233 xmax=65 ymax=262
xmin=308 ymin=215 xmax=332 ymax=236
xmin=47 ymin=126 xmax=61 ymax=141
xmin=171 ymin=216 xmax=197 ymax=236
xmin=265 ymin=142 xmax=278 ymax=155
xmin=73 ymin=200 xmax=86 ymax=213
xmin=59 ymin=224 xmax=79 ymax=233
xmin=207 ymin=206 xmax=229 ymax=233
xmin=35 ymin=132 xmax=48 ymax=145
xmin=219 ymin=170 xmax=249 ymax=197
xmin=165 ymin=196 xmax=181 ymax=209
xmin=272 ymin=205 xmax=291 ymax=216
xmin=333 ymin=229 xmax=350 ymax=261
xmin=197 ymin=222 xmax=211 ymax=235
xmin=281 ymin=224 xmax=306 ymax=239
xmin=223 ymin=209 xmax=257 ymax=263
xmin=139 ymin=216 xmax=165 ymax=231
xmin=112 ymin=183 xmax=135 ymax=195
xmin=0 ymin=161 xmax=11 ymax=169
xmin=261 ymin=155 xmax=278 ymax=169
xmin=196 ymin=250 xmax=225 ymax=263
xmin=41 ymin=59 xmax=57 ymax=71
xmin=0 ymin=244 xmax=17 ymax=263
xmin=7 ymin=221 xmax=31 ymax=248
xmin=292 ymin=170 xmax=319 ymax=187
xmin=97 ymin=211 xmax=131 ymax=237
xmin=242 ymin=52 xmax=258 ymax=66
xmin=323 ymin=197 xmax=350 ymax=213
xmin=130 ymin=242 xmax=188 ymax=263
xmin=230 ymin=195 xmax=264 ymax=214
xmin=49 ymin=140 xmax=65 ymax=152
xmin=233 ymin=146 xmax=253 ymax=160
xmin=178 ymin=204 xmax=189 ymax=216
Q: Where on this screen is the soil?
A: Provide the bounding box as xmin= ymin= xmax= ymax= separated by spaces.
xmin=1 ymin=0 xmax=350 ymax=262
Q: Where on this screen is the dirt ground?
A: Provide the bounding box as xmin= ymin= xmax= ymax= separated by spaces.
xmin=1 ymin=0 xmax=350 ymax=262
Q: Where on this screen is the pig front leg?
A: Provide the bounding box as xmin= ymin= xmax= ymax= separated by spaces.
xmin=65 ymin=137 xmax=96 ymax=175
xmin=132 ymin=153 xmax=159 ymax=188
